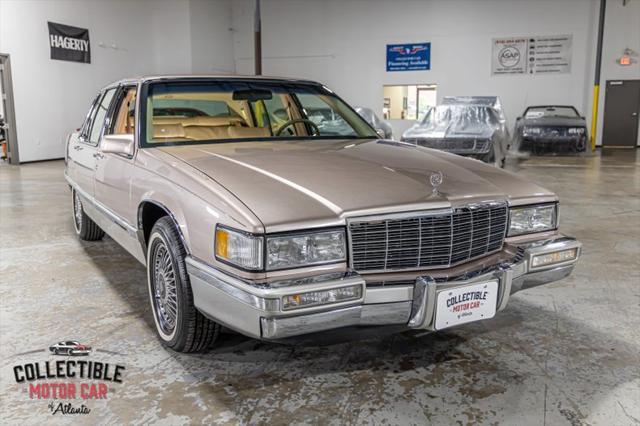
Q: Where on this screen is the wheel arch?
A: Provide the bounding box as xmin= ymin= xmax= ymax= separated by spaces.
xmin=137 ymin=200 xmax=191 ymax=259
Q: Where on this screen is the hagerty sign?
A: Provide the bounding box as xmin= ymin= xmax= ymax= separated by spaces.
xmin=386 ymin=42 xmax=431 ymax=71
xmin=48 ymin=21 xmax=91 ymax=64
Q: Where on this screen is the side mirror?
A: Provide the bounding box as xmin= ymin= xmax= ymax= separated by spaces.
xmin=375 ymin=128 xmax=386 ymax=139
xmin=102 ymin=134 xmax=134 ymax=157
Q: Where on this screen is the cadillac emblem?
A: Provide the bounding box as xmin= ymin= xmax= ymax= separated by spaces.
xmin=430 ymin=171 xmax=443 ymax=195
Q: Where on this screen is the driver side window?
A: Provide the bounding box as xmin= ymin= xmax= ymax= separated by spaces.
xmin=108 ymin=87 xmax=137 ymax=135
xmin=88 ymin=88 xmax=116 ymax=145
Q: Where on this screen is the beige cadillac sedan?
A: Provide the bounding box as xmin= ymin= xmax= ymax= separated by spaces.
xmin=65 ymin=76 xmax=581 ymax=352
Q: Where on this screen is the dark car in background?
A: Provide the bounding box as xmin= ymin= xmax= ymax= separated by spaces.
xmin=355 ymin=106 xmax=393 ymax=139
xmin=401 ymin=96 xmax=509 ymax=167
xmin=514 ymin=105 xmax=588 ymax=154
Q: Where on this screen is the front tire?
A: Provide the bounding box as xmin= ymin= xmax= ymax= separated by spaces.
xmin=146 ymin=217 xmax=220 ymax=352
xmin=72 ymin=188 xmax=104 ymax=241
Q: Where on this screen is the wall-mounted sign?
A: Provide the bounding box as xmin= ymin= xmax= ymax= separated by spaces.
xmin=48 ymin=21 xmax=91 ymax=64
xmin=492 ymin=35 xmax=572 ymax=75
xmin=386 ymin=43 xmax=430 ymax=72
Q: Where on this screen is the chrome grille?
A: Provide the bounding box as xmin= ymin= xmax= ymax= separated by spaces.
xmin=405 ymin=138 xmax=491 ymax=154
xmin=348 ymin=204 xmax=507 ymax=272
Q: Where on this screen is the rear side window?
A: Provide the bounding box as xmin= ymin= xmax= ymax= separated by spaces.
xmin=88 ymin=88 xmax=116 ymax=145
xmin=81 ymin=94 xmax=100 ymax=138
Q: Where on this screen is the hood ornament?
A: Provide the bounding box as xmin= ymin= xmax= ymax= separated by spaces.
xmin=429 ymin=171 xmax=444 ymax=195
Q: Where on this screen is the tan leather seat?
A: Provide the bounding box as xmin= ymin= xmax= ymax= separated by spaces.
xmin=126 ymin=115 xmax=135 ymax=133
xmin=227 ymin=126 xmax=271 ymax=138
xmin=153 ymin=117 xmax=186 ymax=125
xmin=183 ymin=126 xmax=228 ymax=140
xmin=153 ymin=123 xmax=187 ymax=139
xmin=185 ymin=116 xmax=245 ymax=127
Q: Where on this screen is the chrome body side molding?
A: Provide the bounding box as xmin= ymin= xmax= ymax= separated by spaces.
xmin=65 ymin=173 xmax=145 ymax=264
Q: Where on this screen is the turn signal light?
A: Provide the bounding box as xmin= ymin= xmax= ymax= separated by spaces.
xmin=282 ymin=285 xmax=363 ymax=310
xmin=531 ymin=248 xmax=578 ymax=269
xmin=215 ymin=228 xmax=229 ymax=258
xmin=214 ymin=226 xmax=263 ymax=270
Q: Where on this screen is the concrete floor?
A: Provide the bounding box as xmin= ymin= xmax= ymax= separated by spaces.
xmin=1 ymin=150 xmax=639 ymax=425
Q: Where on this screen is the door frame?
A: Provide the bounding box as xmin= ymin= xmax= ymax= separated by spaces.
xmin=0 ymin=53 xmax=19 ymax=164
xmin=602 ymin=79 xmax=640 ymax=148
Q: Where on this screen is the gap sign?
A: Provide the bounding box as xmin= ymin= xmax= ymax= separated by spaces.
xmin=386 ymin=43 xmax=430 ymax=71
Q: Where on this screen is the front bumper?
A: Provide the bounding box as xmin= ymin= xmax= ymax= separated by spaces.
xmin=187 ymin=235 xmax=581 ymax=340
xmin=520 ymin=135 xmax=587 ymax=151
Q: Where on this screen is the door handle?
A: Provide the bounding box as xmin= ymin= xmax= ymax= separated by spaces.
xmin=93 ymin=152 xmax=105 ymax=159
xmin=73 ymin=145 xmax=83 ymax=151
xmin=632 ymin=112 xmax=638 ymax=117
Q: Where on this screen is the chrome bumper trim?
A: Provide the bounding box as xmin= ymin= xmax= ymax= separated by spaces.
xmin=406 ymin=235 xmax=581 ymax=330
xmin=261 ymin=306 xmax=361 ymax=339
xmin=187 ymin=234 xmax=580 ymax=339
xmin=261 ymin=302 xmax=413 ymax=339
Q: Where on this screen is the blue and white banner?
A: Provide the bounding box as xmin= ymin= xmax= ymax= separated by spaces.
xmin=386 ymin=43 xmax=430 ymax=72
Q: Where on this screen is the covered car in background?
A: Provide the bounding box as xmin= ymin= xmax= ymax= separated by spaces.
xmin=514 ymin=105 xmax=587 ymax=154
xmin=401 ymin=96 xmax=509 ymax=167
xmin=355 ymin=106 xmax=393 ymax=139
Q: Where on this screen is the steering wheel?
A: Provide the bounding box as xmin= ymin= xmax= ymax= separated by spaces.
xmin=275 ymin=118 xmax=321 ymax=136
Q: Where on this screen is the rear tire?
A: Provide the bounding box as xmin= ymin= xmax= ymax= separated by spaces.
xmin=72 ymin=188 xmax=105 ymax=241
xmin=146 ymin=217 xmax=220 ymax=352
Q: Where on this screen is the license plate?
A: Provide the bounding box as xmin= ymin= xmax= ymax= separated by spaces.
xmin=434 ymin=280 xmax=498 ymax=330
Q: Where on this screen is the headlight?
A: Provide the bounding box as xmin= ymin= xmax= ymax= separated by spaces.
xmin=568 ymin=127 xmax=585 ymax=134
xmin=215 ymin=226 xmax=263 ymax=270
xmin=508 ymin=204 xmax=558 ymax=236
xmin=267 ymin=229 xmax=346 ymax=270
xmin=523 ymin=126 xmax=541 ymax=135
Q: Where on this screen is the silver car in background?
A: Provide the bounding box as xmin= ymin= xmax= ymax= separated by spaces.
xmin=401 ymin=96 xmax=510 ymax=167
xmin=355 ymin=106 xmax=393 ymax=139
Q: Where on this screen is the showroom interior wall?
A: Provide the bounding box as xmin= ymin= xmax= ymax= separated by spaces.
xmin=0 ymin=0 xmax=234 ymax=162
xmin=231 ymin=0 xmax=640 ymax=145
xmin=595 ymin=0 xmax=640 ymax=146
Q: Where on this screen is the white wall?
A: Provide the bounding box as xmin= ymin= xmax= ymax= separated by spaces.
xmin=0 ymin=0 xmax=235 ymax=162
xmin=231 ymin=0 xmax=639 ymax=145
xmin=190 ymin=0 xmax=236 ymax=74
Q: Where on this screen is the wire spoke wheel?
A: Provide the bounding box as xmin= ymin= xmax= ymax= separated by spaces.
xmin=152 ymin=242 xmax=178 ymax=335
xmin=146 ymin=217 xmax=220 ymax=352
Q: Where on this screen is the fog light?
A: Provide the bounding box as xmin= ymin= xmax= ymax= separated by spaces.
xmin=531 ymin=248 xmax=578 ymax=269
xmin=282 ymin=285 xmax=362 ymax=310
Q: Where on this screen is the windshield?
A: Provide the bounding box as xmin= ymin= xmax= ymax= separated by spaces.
xmin=142 ymin=80 xmax=377 ymax=146
xmin=420 ymin=105 xmax=498 ymax=127
xmin=524 ymin=106 xmax=579 ymax=118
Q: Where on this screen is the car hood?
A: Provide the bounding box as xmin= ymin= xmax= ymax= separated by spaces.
xmin=159 ymin=139 xmax=554 ymax=231
xmin=519 ymin=116 xmax=586 ymax=128
xmin=403 ymin=123 xmax=495 ymax=140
